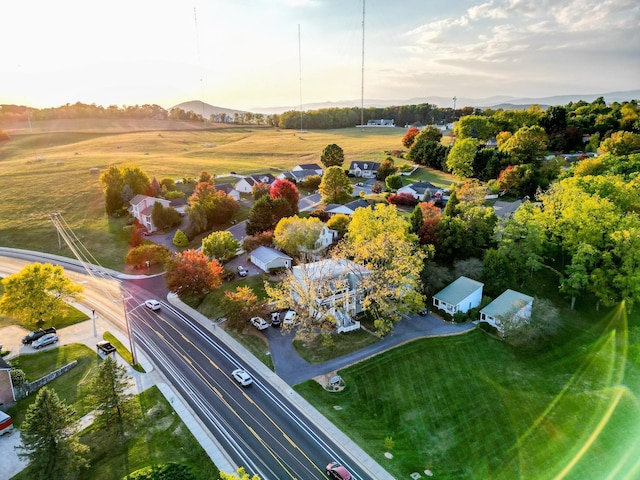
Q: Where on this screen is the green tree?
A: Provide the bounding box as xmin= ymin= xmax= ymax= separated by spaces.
xmin=246 ymin=196 xmax=276 ymax=235
xmin=121 ymin=165 xmax=151 ymax=195
xmin=415 ymin=125 xmax=443 ymax=143
xmin=219 ymin=467 xmax=261 ymax=480
xmin=336 ymin=204 xmax=426 ymax=335
xmin=18 ymin=387 xmax=89 ymax=479
xmin=0 ymin=263 xmax=83 ymax=329
xmin=499 ymin=125 xmax=548 ymax=165
xmin=453 ymin=115 xmax=495 ymax=140
xmin=320 ymin=143 xmax=345 ymax=168
xmin=482 ymin=248 xmax=517 ymax=297
xmin=125 ymin=244 xmax=171 ymax=269
xmin=273 ymin=216 xmax=325 ymax=255
xmin=385 ymin=173 xmax=402 ymax=190
xmin=501 ymin=298 xmax=561 ymax=352
xmin=151 ymin=202 xmax=181 ymax=230
xmin=100 ymin=165 xmax=124 ymax=215
xmin=319 ymin=166 xmax=353 ymax=204
xmin=252 ymin=182 xmax=270 ymax=201
xmin=409 ymin=139 xmax=448 ymax=169
xmin=172 ymin=229 xmax=189 ymax=247
xmin=446 ymin=138 xmax=479 ymax=178
xmin=598 ymin=131 xmax=640 ymax=156
xmin=202 ymin=231 xmax=240 ymax=260
xmin=409 ymin=204 xmax=424 ymax=234
xmin=89 ymin=356 xmax=135 ymax=441
xmin=376 ymin=157 xmax=397 ymax=181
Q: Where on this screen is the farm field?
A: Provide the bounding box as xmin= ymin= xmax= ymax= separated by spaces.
xmin=0 ymin=120 xmax=454 ymax=269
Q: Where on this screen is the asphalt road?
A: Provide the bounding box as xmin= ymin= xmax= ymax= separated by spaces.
xmin=123 ymin=280 xmax=370 ymax=480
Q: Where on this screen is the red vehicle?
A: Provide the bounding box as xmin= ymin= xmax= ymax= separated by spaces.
xmin=326 ymin=461 xmax=352 ymax=480
xmin=0 ymin=410 xmax=13 ymax=436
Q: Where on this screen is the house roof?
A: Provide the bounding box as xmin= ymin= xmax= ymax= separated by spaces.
xmin=434 ymin=276 xmax=484 ymax=305
xmin=403 ymin=181 xmax=440 ymax=194
xmin=130 ymin=194 xmax=149 ymax=206
xmin=326 ymin=199 xmax=371 ymax=215
xmin=295 ymin=163 xmax=322 ymax=170
xmin=292 ymin=258 xmax=369 ymax=281
xmin=170 ymin=197 xmax=187 ymax=207
xmin=349 ymin=161 xmax=380 ymax=171
xmin=493 ymin=200 xmax=523 ymax=219
xmin=215 ymin=183 xmax=237 ymax=194
xmin=480 ymin=289 xmax=533 ymax=318
xmin=0 ymin=356 xmax=11 ymax=370
xmin=250 ymin=246 xmax=292 ymax=264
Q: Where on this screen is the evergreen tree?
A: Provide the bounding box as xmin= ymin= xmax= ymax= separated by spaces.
xmin=409 ymin=204 xmax=424 ymax=234
xmin=89 ymin=356 xmax=134 ymax=442
xmin=18 ymin=387 xmax=88 ymax=479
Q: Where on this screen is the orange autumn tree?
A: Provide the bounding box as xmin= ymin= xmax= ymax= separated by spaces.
xmin=164 ymin=249 xmax=223 ymax=298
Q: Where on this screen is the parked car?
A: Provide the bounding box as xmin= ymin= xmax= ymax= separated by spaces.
xmin=326 ymin=461 xmax=352 ymax=480
xmin=22 ymin=327 xmax=57 ymax=345
xmin=250 ymin=316 xmax=270 ymax=330
xmin=283 ymin=310 xmax=298 ymax=326
xmin=32 ymin=333 xmax=58 ymax=349
xmin=419 ymin=308 xmax=429 ymax=316
xmin=231 ymin=368 xmax=253 ymax=386
xmin=270 ymin=311 xmax=281 ymax=327
xmin=145 ymin=299 xmax=161 ymax=311
xmin=237 ymin=265 xmax=248 ymax=277
xmin=96 ymin=340 xmax=117 ymax=355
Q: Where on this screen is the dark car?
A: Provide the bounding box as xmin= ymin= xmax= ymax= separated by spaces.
xmin=96 ymin=341 xmax=117 ymax=355
xmin=326 ymin=462 xmax=352 ymax=480
xmin=270 ymin=311 xmax=281 ymax=327
xmin=22 ymin=327 xmax=57 ymax=345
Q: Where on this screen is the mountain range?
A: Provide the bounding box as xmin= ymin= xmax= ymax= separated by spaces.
xmin=174 ymin=89 xmax=640 ymax=117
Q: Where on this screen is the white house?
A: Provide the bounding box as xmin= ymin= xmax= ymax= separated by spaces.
xmin=250 ymin=246 xmax=292 ymax=272
xmin=325 ymin=199 xmax=371 ymax=217
xmin=235 ymin=173 xmax=277 ymax=193
xmin=397 ymin=181 xmax=443 ymax=201
xmin=215 ymin=183 xmax=241 ymax=201
xmin=299 ymin=225 xmax=338 ymax=255
xmin=432 ymin=276 xmax=484 ymax=315
xmin=291 ymin=258 xmax=369 ymax=333
xmin=479 ymin=289 xmax=534 ymax=331
xmin=129 ymin=195 xmax=172 ymax=233
xmin=278 ymin=169 xmax=320 ymax=183
xmin=362 ymin=119 xmax=396 ymax=127
xmin=293 ymin=163 xmax=323 ymax=175
xmin=348 ymin=161 xmax=380 ymax=178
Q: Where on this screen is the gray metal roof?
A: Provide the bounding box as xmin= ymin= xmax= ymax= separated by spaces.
xmin=480 ymin=289 xmax=533 ymax=317
xmin=434 ymin=276 xmax=484 ymax=305
xmin=250 ymin=246 xmax=292 ymax=264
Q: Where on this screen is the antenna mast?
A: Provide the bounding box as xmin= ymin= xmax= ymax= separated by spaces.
xmin=360 ymin=0 xmax=365 ymax=128
xmin=299 ymin=24 xmax=303 ymax=132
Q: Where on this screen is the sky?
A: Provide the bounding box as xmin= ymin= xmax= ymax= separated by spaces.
xmin=2 ymin=0 xmax=639 ymax=112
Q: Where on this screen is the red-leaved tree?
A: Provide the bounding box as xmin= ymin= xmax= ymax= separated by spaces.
xmin=402 ymin=127 xmax=420 ymax=148
xmin=164 ymin=249 xmax=223 ymax=297
xmin=270 ymin=179 xmax=300 ymax=215
xmin=419 ymin=201 xmax=442 ymax=245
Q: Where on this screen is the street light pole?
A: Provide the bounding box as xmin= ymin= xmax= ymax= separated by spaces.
xmin=121 ymin=296 xmax=138 ymax=366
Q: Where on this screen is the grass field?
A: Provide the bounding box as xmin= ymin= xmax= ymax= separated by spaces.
xmin=294 ymin=307 xmax=640 ymax=479
xmin=0 ymin=120 xmax=455 ymax=269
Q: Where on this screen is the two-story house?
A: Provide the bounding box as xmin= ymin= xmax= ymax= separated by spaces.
xmin=129 ymin=195 xmax=172 ymax=233
xmin=348 ymin=161 xmax=380 ymax=178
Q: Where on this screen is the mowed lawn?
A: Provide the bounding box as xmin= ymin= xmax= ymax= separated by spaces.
xmin=295 ymin=312 xmax=640 ymax=480
xmin=0 ymin=121 xmax=452 ymax=269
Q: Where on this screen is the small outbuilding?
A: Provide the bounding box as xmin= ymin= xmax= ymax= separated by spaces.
xmin=479 ymin=289 xmax=534 ymax=331
xmin=0 ymin=356 xmax=16 ymax=406
xmin=432 ymin=276 xmax=484 ymax=315
xmin=250 ymin=246 xmax=292 ymax=272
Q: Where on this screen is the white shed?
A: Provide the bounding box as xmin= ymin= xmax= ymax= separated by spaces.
xmin=479 ymin=289 xmax=534 ymax=331
xmin=432 ymin=276 xmax=484 ymax=315
xmin=250 ymin=246 xmax=292 ymax=272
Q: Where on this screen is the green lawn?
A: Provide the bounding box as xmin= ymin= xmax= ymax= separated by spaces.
xmin=7 ymin=344 xmax=102 ymax=426
xmin=103 ymin=331 xmax=145 ymax=372
xmin=294 ymin=310 xmax=640 ymax=480
xmin=193 ymin=274 xmax=273 ymax=319
xmin=292 ymin=329 xmax=380 ymax=364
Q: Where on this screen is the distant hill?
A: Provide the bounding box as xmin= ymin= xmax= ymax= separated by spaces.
xmin=251 ymin=89 xmax=640 ymax=114
xmin=171 ymin=100 xmax=246 ymax=118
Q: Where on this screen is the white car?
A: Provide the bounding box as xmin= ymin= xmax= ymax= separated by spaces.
xmin=232 ymin=368 xmax=253 ymax=386
xmin=250 ymin=316 xmax=270 ymax=330
xmin=145 ymin=299 xmax=161 ymax=311
xmin=283 ymin=310 xmax=298 ymax=326
xmin=237 ymin=265 xmax=248 ymax=277
xmin=32 ymin=333 xmax=58 ymax=349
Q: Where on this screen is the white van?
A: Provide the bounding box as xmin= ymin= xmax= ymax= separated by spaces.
xmin=283 ymin=310 xmax=298 ymax=326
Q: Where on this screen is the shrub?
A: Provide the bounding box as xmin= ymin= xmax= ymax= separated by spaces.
xmin=11 ymin=368 xmax=26 ymax=386
xmin=300 ymin=175 xmax=322 ymax=190
xmin=124 ymin=462 xmax=196 ymax=480
xmin=387 ymin=192 xmax=418 ymax=206
xmin=163 ymin=190 xmax=184 ymax=200
xmin=222 ymin=268 xmax=236 ymax=282
xmin=173 ymin=229 xmax=189 ymax=247
xmin=125 ymin=244 xmax=171 ymax=269
xmin=452 ymin=311 xmax=468 ymax=323
xmin=309 ymin=208 xmax=330 ymax=222
xmin=242 ymin=231 xmax=273 ymax=252
xmin=385 ymin=173 xmax=403 ymax=190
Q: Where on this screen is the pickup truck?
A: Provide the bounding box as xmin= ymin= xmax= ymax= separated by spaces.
xmin=22 ymin=327 xmax=57 ymax=345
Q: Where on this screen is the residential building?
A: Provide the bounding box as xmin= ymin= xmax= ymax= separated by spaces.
xmin=250 ymin=246 xmax=292 ymax=272
xmin=325 ymin=199 xmax=371 ymax=217
xmin=292 ymin=163 xmax=323 ymax=175
xmin=299 ymin=225 xmax=338 ymax=255
xmin=235 ymin=173 xmax=277 ymax=193
xmin=278 ymin=169 xmax=320 ymax=183
xmin=479 ymin=289 xmax=534 ymax=331
xmin=348 ymin=161 xmax=380 ymax=178
xmin=433 ymin=276 xmax=484 ymax=315
xmin=215 ymin=183 xmax=241 ymax=201
xmin=397 ymin=181 xmax=443 ymax=201
xmin=291 ymin=258 xmax=369 ymax=333
xmin=492 ymin=200 xmax=523 ymax=219
xmin=129 ymin=195 xmax=172 ymax=233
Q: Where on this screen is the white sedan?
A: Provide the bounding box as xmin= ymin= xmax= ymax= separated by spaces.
xmin=232 ymin=368 xmax=253 ymax=386
xmin=145 ymin=299 xmax=161 ymax=311
xmin=250 ymin=316 xmax=270 ymax=330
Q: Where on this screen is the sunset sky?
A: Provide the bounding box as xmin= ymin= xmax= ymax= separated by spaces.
xmin=2 ymin=0 xmax=639 ymax=112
